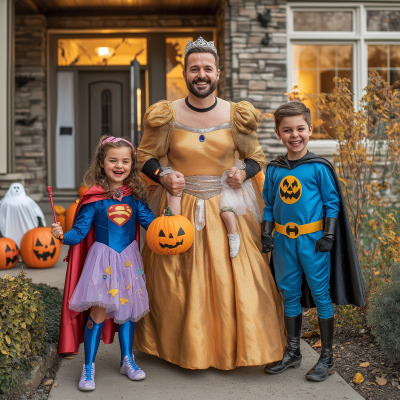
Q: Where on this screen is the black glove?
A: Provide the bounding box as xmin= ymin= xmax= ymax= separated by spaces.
xmin=315 ymin=217 xmax=338 ymax=253
xmin=262 ymin=220 xmax=275 ymax=253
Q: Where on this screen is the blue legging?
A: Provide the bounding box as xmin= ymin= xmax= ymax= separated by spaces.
xmin=272 ymin=231 xmax=334 ymax=319
xmin=118 ymin=321 xmax=139 ymax=369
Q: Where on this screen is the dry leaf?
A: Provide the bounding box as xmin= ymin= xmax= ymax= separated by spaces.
xmin=370 ymin=382 xmax=376 ymax=386
xmin=371 ymin=368 xmax=381 ymax=374
xmin=376 ymin=376 xmax=387 ymax=386
xmin=302 ymin=331 xmax=314 ymax=338
xmin=52 ymin=382 xmax=58 ymax=388
xmin=353 ymin=373 xmax=364 ymax=385
xmin=360 ymin=362 xmax=370 ymax=368
xmin=43 ymin=379 xmax=53 ymax=386
xmin=64 ymin=356 xmax=73 ymax=359
xmin=303 ymin=310 xmax=310 ymax=316
xmin=312 ymin=340 xmax=321 ymax=348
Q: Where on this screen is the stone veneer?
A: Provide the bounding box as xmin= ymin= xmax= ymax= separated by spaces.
xmin=223 ymin=0 xmax=288 ymax=162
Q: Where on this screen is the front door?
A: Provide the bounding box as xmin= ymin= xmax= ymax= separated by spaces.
xmin=78 ymin=71 xmax=130 ymax=182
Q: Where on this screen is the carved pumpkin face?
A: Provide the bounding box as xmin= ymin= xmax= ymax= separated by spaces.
xmin=0 ymin=234 xmax=19 ymax=270
xmin=20 ymin=225 xmax=61 ymax=268
xmin=279 ymin=175 xmax=302 ymax=205
xmin=146 ymin=207 xmax=194 ymax=255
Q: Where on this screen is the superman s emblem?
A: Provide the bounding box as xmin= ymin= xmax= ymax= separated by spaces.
xmin=107 ymin=204 xmax=132 ymax=226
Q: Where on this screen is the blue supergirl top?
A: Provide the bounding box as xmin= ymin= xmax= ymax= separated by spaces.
xmin=63 ymin=196 xmax=155 ymax=253
xmin=263 ymin=162 xmax=340 ymax=225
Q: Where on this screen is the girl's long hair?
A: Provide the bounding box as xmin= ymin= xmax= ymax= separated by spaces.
xmin=83 ymin=134 xmax=148 ymax=202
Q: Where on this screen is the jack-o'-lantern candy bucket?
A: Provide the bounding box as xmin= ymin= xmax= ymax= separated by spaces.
xmin=0 ymin=230 xmax=19 ymax=269
xmin=20 ymin=217 xmax=61 ymax=268
xmin=146 ymin=207 xmax=194 ymax=255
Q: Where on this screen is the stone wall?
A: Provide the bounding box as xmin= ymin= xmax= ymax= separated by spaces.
xmin=224 ymin=0 xmax=288 ymax=162
xmin=11 ymin=15 xmax=47 ymax=200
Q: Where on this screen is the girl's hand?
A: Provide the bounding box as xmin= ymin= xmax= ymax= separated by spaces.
xmin=51 ymin=222 xmax=63 ymax=239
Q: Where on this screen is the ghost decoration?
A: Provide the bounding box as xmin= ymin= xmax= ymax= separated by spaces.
xmin=0 ymin=183 xmax=46 ymax=248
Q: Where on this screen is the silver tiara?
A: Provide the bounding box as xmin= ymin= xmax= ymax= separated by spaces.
xmin=184 ymin=37 xmax=217 ymax=56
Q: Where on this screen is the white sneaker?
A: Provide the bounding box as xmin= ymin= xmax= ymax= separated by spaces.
xmin=227 ymin=232 xmax=240 ymax=258
xmin=78 ymin=363 xmax=95 ymax=391
xmin=120 ymin=355 xmax=146 ymax=381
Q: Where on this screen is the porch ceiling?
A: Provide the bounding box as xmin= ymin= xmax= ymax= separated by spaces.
xmin=16 ymin=0 xmax=220 ymax=15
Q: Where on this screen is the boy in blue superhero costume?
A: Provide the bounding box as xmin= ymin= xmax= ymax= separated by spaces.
xmin=262 ymin=102 xmax=366 ymax=382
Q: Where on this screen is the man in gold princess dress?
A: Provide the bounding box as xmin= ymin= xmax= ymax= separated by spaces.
xmin=134 ymin=37 xmax=286 ymax=370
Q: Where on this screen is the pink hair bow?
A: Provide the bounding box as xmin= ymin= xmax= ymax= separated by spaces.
xmin=102 ymin=136 xmax=136 ymax=154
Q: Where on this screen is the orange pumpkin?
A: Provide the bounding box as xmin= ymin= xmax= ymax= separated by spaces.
xmin=146 ymin=207 xmax=194 ymax=255
xmin=78 ymin=185 xmax=89 ymax=198
xmin=65 ymin=199 xmax=80 ymax=233
xmin=20 ymin=217 xmax=61 ymax=268
xmin=0 ymin=231 xmax=19 ymax=269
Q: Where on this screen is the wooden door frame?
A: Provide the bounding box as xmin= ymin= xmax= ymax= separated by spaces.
xmin=46 ymin=28 xmax=216 ymax=197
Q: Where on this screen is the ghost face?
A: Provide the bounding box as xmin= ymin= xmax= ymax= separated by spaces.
xmin=10 ymin=183 xmax=24 ymax=196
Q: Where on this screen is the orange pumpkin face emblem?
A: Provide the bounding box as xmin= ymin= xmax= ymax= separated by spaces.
xmin=107 ymin=204 xmax=132 ymax=226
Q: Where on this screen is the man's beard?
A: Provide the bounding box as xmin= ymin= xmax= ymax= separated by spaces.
xmin=186 ymin=77 xmax=218 ymax=99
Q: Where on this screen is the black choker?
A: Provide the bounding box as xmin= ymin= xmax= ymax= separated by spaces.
xmin=185 ymin=97 xmax=217 ymax=113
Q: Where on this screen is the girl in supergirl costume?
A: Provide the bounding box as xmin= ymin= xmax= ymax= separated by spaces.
xmin=52 ymin=135 xmax=155 ymax=391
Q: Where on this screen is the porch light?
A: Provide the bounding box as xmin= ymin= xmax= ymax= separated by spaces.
xmin=96 ymin=47 xmax=111 ymax=57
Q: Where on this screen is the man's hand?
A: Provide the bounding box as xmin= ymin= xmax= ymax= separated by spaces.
xmin=227 ymin=166 xmax=246 ymax=189
xmin=261 ymin=220 xmax=275 ymax=253
xmin=159 ymin=171 xmax=185 ymax=195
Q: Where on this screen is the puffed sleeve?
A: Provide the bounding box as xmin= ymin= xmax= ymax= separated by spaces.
xmin=62 ymin=203 xmax=96 ymax=246
xmin=135 ymin=199 xmax=155 ymax=230
xmin=231 ymin=101 xmax=266 ymax=170
xmin=137 ymin=100 xmax=175 ymax=170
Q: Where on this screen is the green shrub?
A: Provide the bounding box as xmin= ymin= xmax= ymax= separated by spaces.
xmin=33 ymin=283 xmax=63 ymax=343
xmin=367 ymin=261 xmax=400 ymax=360
xmin=0 ymin=271 xmax=45 ymax=395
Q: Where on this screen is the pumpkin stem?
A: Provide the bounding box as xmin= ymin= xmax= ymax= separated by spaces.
xmin=0 ymin=230 xmax=3 ymax=239
xmin=164 ymin=207 xmax=175 ymax=217
xmin=37 ymin=216 xmax=44 ymax=227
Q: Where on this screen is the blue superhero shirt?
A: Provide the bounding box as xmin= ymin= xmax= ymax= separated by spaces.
xmin=63 ymin=196 xmax=155 ymax=253
xmin=263 ymin=163 xmax=340 ymax=225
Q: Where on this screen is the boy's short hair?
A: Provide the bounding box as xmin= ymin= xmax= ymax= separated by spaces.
xmin=184 ymin=47 xmax=220 ymax=71
xmin=274 ymin=102 xmax=311 ymax=130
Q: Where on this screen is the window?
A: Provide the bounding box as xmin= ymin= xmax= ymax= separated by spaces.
xmin=58 ymin=38 xmax=147 ymax=66
xmin=368 ymin=45 xmax=400 ymax=85
xmin=166 ymin=37 xmax=193 ymax=101
xmin=289 ymin=3 xmax=400 ymax=140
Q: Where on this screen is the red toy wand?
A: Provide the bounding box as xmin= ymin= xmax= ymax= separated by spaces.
xmin=46 ymin=186 xmax=64 ymax=240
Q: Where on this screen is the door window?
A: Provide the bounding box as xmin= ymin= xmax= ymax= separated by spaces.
xmin=166 ymin=37 xmax=193 ymax=101
xmin=368 ymin=45 xmax=400 ymax=85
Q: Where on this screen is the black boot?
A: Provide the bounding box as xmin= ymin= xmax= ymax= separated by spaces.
xmin=264 ymin=314 xmax=302 ymax=374
xmin=306 ymin=317 xmax=334 ymax=382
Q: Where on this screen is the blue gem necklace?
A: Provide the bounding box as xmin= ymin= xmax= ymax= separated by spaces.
xmin=185 ymin=96 xmax=218 ymax=142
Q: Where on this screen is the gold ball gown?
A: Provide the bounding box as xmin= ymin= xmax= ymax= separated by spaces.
xmin=134 ymin=100 xmax=286 ymax=370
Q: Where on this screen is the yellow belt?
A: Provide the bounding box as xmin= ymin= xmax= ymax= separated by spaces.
xmin=274 ymin=220 xmax=324 ymax=239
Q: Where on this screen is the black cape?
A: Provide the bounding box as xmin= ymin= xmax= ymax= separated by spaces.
xmin=267 ymin=152 xmax=366 ymax=308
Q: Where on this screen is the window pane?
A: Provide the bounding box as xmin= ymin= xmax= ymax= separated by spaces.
xmin=320 ymin=70 xmax=336 ymax=93
xmin=293 ymin=45 xmax=317 ymax=69
xmin=293 ymin=11 xmax=352 ymax=32
xmin=390 ymin=70 xmax=400 ymax=85
xmin=367 ymin=10 xmax=400 ymax=32
xmin=368 ymin=45 xmax=388 ymax=69
xmin=293 ymin=12 xmax=317 ymax=31
xmin=166 ymin=37 xmax=193 ymax=101
xmin=58 ymin=38 xmax=147 ymax=66
xmin=390 ymin=45 xmax=400 ymax=68
xmin=337 ymin=45 xmax=353 ymax=68
xmin=319 ymin=46 xmax=335 ymax=69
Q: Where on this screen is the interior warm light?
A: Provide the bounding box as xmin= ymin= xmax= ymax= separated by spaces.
xmin=96 ymin=47 xmax=111 ymax=57
xmin=137 ymin=88 xmax=141 ymax=132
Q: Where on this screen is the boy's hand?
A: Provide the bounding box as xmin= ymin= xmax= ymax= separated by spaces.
xmin=51 ymin=222 xmax=64 ymax=239
xmin=261 ymin=220 xmax=275 ymax=253
xmin=315 ymin=217 xmax=337 ymax=253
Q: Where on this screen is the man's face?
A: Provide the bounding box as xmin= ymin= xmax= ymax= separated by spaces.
xmin=183 ymin=52 xmax=220 ymax=99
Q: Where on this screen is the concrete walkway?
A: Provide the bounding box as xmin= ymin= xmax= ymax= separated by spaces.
xmin=49 ymin=339 xmax=362 ymax=400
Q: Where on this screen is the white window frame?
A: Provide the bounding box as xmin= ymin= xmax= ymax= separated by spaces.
xmin=287 ymin=2 xmax=400 ymax=116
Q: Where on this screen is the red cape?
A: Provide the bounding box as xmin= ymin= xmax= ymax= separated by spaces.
xmin=57 ymin=185 xmax=140 ymax=354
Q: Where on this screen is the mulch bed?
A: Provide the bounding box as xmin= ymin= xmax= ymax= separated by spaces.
xmin=302 ymin=312 xmax=400 ymax=400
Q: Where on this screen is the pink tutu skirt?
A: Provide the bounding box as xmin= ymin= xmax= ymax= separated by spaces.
xmin=69 ymin=240 xmax=149 ymax=324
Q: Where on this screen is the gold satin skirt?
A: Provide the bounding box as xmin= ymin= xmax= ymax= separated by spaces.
xmin=134 ymin=178 xmax=286 ymax=370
